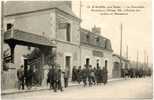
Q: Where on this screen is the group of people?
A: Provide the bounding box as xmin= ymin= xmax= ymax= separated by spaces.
xmin=47 ymin=64 xmax=64 ymax=92
xmin=17 ymin=63 xmax=64 ymax=92
xmin=121 ymin=67 xmax=152 ymax=78
xmin=17 ymin=64 xmax=109 ymax=91
xmin=17 ymin=65 xmax=42 ymax=90
xmin=72 ymin=65 xmax=108 ymax=87
xmin=17 ymin=63 xmax=152 ymax=92
xmin=47 ymin=64 xmax=109 ymax=92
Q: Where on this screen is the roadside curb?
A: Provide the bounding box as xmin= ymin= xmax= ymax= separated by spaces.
xmin=2 ymin=78 xmax=123 ymax=95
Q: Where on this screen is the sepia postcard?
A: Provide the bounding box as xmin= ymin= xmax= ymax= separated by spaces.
xmin=0 ymin=0 xmax=153 ymax=100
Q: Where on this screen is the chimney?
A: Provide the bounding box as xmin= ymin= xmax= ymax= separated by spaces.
xmin=64 ymin=1 xmax=72 ymax=9
xmin=92 ymin=25 xmax=101 ymax=35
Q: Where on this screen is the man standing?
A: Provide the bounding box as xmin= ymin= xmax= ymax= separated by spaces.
xmin=88 ymin=65 xmax=93 ymax=86
xmin=72 ymin=66 xmax=77 ymax=82
xmin=77 ymin=66 xmax=82 ymax=84
xmin=47 ymin=65 xmax=55 ymax=89
xmin=95 ymin=66 xmax=101 ymax=85
xmin=103 ymin=67 xmax=108 ymax=84
xmin=63 ymin=67 xmax=69 ymax=88
xmin=57 ymin=65 xmax=63 ymax=91
xmin=17 ymin=65 xmax=25 ymax=90
xmin=25 ymin=65 xmax=33 ymax=90
xmin=53 ymin=64 xmax=58 ymax=92
xmin=82 ymin=65 xmax=88 ymax=87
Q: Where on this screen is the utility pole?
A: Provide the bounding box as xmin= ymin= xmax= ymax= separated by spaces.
xmin=79 ymin=0 xmax=82 ymax=19
xmin=144 ymin=50 xmax=146 ymax=67
xmin=120 ymin=23 xmax=123 ymax=77
xmin=147 ymin=56 xmax=148 ymax=67
xmin=79 ymin=0 xmax=82 ymax=66
xmin=126 ymin=45 xmax=128 ymax=59
xmin=136 ymin=50 xmax=139 ymax=69
xmin=125 ymin=45 xmax=128 ymax=69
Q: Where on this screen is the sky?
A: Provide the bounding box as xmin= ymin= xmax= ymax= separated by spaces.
xmin=72 ymin=0 xmax=152 ymax=64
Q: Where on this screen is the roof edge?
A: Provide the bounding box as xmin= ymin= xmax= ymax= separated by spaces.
xmin=4 ymin=7 xmax=81 ymax=22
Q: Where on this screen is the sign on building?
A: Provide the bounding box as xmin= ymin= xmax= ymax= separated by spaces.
xmin=92 ymin=50 xmax=103 ymax=57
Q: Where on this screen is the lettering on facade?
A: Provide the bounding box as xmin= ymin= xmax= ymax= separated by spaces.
xmin=92 ymin=50 xmax=104 ymax=57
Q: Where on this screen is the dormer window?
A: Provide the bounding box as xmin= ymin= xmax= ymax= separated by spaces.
xmin=86 ymin=34 xmax=90 ymax=42
xmin=96 ymin=37 xmax=100 ymax=42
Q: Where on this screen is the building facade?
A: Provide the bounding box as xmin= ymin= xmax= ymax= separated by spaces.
xmin=112 ymin=54 xmax=129 ymax=78
xmin=80 ymin=28 xmax=113 ymax=78
xmin=2 ymin=1 xmax=114 ymax=90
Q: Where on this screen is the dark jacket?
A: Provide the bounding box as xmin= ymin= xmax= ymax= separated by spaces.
xmin=17 ymin=68 xmax=24 ymax=80
xmin=57 ymin=69 xmax=62 ymax=81
xmin=48 ymin=68 xmax=54 ymax=81
xmin=64 ymin=69 xmax=69 ymax=79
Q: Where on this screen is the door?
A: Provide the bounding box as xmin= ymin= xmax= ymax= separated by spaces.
xmin=65 ymin=56 xmax=71 ymax=76
xmin=96 ymin=59 xmax=99 ymax=67
xmin=86 ymin=58 xmax=90 ymax=66
xmin=112 ymin=62 xmax=121 ymax=78
xmin=105 ymin=60 xmax=108 ymax=68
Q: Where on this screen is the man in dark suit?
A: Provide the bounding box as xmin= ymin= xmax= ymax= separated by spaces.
xmin=47 ymin=65 xmax=55 ymax=89
xmin=57 ymin=66 xmax=63 ymax=91
xmin=63 ymin=67 xmax=69 ymax=88
xmin=17 ymin=65 xmax=25 ymax=90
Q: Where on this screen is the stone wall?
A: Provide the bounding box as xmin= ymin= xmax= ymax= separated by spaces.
xmin=1 ymin=64 xmax=18 ymax=90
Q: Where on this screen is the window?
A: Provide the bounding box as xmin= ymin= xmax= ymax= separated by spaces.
xmin=96 ymin=37 xmax=100 ymax=42
xmin=7 ymin=23 xmax=13 ymax=30
xmin=66 ymin=23 xmax=71 ymax=41
xmin=58 ymin=23 xmax=71 ymax=41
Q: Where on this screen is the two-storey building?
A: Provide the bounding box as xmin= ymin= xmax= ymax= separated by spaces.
xmin=80 ymin=27 xmax=113 ymax=78
xmin=2 ymin=1 xmax=114 ymax=90
xmin=3 ymin=1 xmax=80 ymax=90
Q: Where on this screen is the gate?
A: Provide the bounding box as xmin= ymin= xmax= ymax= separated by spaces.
xmin=25 ymin=57 xmax=43 ymax=86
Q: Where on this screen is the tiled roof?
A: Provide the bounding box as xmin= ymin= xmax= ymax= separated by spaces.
xmin=80 ymin=28 xmax=113 ymax=51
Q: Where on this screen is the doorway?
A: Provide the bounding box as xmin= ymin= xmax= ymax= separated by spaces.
xmin=105 ymin=60 xmax=108 ymax=68
xmin=86 ymin=58 xmax=90 ymax=66
xmin=112 ymin=62 xmax=121 ymax=78
xmin=96 ymin=59 xmax=99 ymax=67
xmin=24 ymin=58 xmax=43 ymax=86
xmin=65 ymin=56 xmax=71 ymax=76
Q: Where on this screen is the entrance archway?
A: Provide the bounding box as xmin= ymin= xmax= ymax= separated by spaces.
xmin=3 ymin=29 xmax=56 ymax=86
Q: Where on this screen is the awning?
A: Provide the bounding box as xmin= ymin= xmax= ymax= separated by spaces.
xmin=4 ymin=29 xmax=56 ymax=48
